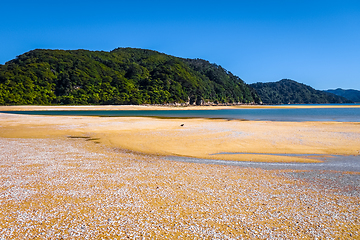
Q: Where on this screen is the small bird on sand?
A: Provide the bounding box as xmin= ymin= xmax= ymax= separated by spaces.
xmin=180 ymin=124 xmax=184 ymax=127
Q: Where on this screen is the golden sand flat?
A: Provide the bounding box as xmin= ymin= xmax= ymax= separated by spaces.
xmin=0 ymin=107 xmax=359 ymax=238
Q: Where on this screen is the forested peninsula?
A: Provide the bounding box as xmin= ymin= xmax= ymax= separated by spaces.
xmin=250 ymin=79 xmax=352 ymax=104
xmin=0 ymin=48 xmax=261 ymax=105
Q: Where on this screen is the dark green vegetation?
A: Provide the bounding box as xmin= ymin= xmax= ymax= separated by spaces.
xmin=325 ymin=88 xmax=360 ymax=103
xmin=0 ymin=48 xmax=260 ymax=105
xmin=250 ymin=79 xmax=352 ymax=104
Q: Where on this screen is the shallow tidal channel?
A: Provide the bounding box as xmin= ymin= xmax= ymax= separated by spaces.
xmin=163 ymin=154 xmax=360 ymax=172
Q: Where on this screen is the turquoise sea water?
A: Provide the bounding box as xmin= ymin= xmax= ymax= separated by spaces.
xmin=2 ymin=105 xmax=360 ymax=122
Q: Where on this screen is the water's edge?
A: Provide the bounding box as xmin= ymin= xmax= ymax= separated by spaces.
xmin=1 ymin=107 xmax=360 ymax=122
xmin=162 ymin=155 xmax=360 ymax=172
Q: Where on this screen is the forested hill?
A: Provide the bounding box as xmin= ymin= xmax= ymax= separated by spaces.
xmin=250 ymin=79 xmax=352 ymax=104
xmin=325 ymin=88 xmax=360 ymax=103
xmin=0 ymin=48 xmax=260 ymax=105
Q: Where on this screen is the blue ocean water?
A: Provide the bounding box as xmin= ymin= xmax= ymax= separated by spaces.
xmin=2 ymin=105 xmax=360 ymax=122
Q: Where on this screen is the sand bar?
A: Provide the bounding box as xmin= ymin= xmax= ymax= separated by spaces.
xmin=0 ymin=103 xmax=360 ymax=111
xmin=1 ymin=111 xmax=359 ymax=163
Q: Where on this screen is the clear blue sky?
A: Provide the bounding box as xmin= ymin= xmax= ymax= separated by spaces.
xmin=1 ymin=0 xmax=360 ymax=90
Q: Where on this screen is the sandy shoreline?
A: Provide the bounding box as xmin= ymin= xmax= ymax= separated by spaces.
xmin=1 ymin=108 xmax=359 ymax=238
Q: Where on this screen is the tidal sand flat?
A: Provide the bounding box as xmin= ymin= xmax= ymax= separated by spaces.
xmin=0 ymin=108 xmax=359 ymax=238
xmin=1 ymin=108 xmax=360 ymax=163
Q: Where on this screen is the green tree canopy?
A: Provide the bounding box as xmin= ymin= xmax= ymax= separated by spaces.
xmin=0 ymin=48 xmax=261 ymax=105
xmin=250 ymin=79 xmax=352 ymax=104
